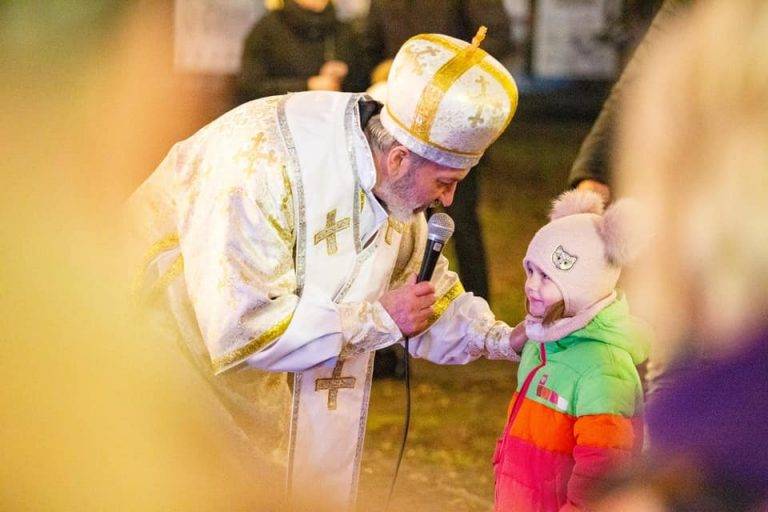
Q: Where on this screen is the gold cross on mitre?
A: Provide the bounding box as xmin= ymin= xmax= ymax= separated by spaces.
xmin=468 ymin=76 xmax=490 ymax=127
xmin=315 ymin=360 xmax=356 ymax=410
xmin=385 ymin=218 xmax=405 ymax=245
xmin=313 ymin=209 xmax=351 ymax=255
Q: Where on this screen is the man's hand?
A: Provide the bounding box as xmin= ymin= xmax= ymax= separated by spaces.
xmin=576 ymin=179 xmax=611 ymax=204
xmin=307 ymin=74 xmax=342 ymax=91
xmin=319 ymin=60 xmax=348 ymax=80
xmin=379 ymin=275 xmax=436 ymax=337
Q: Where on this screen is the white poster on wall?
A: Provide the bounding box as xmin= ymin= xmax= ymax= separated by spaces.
xmin=333 ymin=0 xmax=370 ymax=21
xmin=532 ymin=0 xmax=621 ymax=80
xmin=503 ymin=0 xmax=531 ymax=44
xmin=174 ymin=0 xmax=265 ymax=75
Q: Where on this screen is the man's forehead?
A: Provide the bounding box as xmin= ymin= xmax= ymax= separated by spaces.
xmin=436 ymin=165 xmax=471 ymax=180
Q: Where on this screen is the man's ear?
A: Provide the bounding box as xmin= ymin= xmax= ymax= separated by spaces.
xmin=384 ymin=146 xmax=409 ymax=180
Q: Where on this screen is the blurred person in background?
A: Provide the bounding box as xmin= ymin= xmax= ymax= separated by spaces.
xmin=590 ymin=0 xmax=768 ymax=510
xmin=363 ymin=0 xmax=513 ymax=65
xmin=236 ymin=0 xmax=369 ymax=104
xmin=362 ymin=0 xmax=514 ymax=377
xmin=567 ymin=0 xmax=693 ymax=204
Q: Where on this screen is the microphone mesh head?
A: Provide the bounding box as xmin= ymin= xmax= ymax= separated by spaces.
xmin=427 ymin=213 xmax=455 ymax=243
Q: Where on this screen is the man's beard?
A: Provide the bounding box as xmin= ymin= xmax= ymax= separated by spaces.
xmin=377 ymin=167 xmax=422 ymax=222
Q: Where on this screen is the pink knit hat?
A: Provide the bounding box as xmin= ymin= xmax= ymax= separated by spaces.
xmin=524 ymin=190 xmax=642 ymax=316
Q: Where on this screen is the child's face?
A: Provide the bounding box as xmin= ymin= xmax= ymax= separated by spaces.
xmin=524 ymin=261 xmax=563 ymax=318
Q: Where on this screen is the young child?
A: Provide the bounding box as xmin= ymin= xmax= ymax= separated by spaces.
xmin=494 ymin=190 xmax=650 ymax=512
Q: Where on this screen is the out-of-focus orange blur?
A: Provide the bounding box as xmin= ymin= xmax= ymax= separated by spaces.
xmin=0 ymin=2 xmax=281 ymax=509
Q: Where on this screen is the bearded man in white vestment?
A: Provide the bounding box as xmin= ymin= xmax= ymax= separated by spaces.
xmin=129 ymin=28 xmax=521 ymax=511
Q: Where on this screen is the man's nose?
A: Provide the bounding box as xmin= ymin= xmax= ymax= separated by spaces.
xmin=439 ymin=183 xmax=457 ymax=207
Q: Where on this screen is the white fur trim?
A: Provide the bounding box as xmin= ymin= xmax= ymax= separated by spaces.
xmin=550 ymin=190 xmax=605 ymax=220
xmin=598 ymin=198 xmax=645 ymax=266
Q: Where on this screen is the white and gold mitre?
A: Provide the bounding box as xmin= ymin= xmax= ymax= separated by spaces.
xmin=381 ymin=27 xmax=518 ymax=169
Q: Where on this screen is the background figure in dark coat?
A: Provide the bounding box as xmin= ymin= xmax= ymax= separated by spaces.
xmin=237 ymin=0 xmax=369 ymax=104
xmin=363 ymin=0 xmax=513 ymax=303
xmin=565 ymin=0 xmax=693 ymax=401
xmin=566 ymin=0 xmax=692 ymax=203
xmin=363 ymin=0 xmax=512 ymax=67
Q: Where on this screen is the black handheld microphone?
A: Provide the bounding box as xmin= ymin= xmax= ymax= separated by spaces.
xmin=387 ymin=212 xmax=455 ymax=510
xmin=417 ymin=213 xmax=455 ymax=282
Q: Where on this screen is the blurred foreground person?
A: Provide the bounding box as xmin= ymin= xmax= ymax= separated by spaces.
xmin=130 ymin=29 xmax=518 ymax=511
xmin=490 ymin=191 xmax=649 ymax=512
xmin=237 ymin=0 xmax=368 ymax=103
xmin=1 ymin=3 xmax=286 ymax=510
xmin=592 ymin=0 xmax=768 ymax=510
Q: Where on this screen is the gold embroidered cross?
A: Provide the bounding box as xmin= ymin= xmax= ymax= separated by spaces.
xmin=404 ymin=45 xmax=438 ymax=75
xmin=473 ymin=76 xmax=489 ymax=97
xmin=468 ymin=105 xmax=485 ymax=127
xmin=313 ymin=209 xmax=351 ymax=255
xmin=385 ymin=218 xmax=405 ymax=245
xmin=315 ymin=360 xmax=356 ymax=410
xmin=239 ymin=132 xmax=277 ymax=174
xmin=468 ymin=76 xmax=489 ymax=127
xmin=489 ymin=99 xmax=505 ymax=124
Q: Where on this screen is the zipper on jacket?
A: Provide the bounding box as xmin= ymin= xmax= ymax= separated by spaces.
xmin=498 ymin=343 xmax=548 ymax=449
xmin=494 ymin=343 xmax=548 ymax=509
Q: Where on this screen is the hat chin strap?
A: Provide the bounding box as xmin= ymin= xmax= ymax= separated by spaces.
xmin=525 ymin=291 xmax=617 ymax=342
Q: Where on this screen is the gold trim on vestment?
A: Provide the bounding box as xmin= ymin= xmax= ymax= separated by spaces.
xmin=343 ymin=95 xmax=364 ymax=254
xmin=149 ymin=254 xmax=184 ymax=297
xmin=384 ymin=218 xmax=405 ymax=245
xmin=131 ymin=233 xmax=181 ymax=298
xmin=286 ymin=370 xmax=303 ymax=500
xmin=142 ymin=232 xmax=179 ymax=262
xmin=276 ymin=94 xmax=307 ymax=295
xmin=211 ymin=313 xmax=294 ymax=373
xmin=266 ymin=164 xmax=295 ymax=246
xmin=384 ymin=104 xmax=483 ymax=158
xmin=350 ymin=352 xmax=376 ymax=509
xmin=268 ymin=215 xmax=293 ymax=245
xmin=427 ymin=281 xmax=465 ymax=326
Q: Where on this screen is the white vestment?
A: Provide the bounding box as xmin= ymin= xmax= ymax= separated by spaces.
xmin=129 ymin=91 xmax=515 ymax=511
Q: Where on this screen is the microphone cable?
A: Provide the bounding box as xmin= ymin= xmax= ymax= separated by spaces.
xmin=385 ymin=337 xmax=410 ymax=511
xmin=384 ymin=212 xmax=453 ymax=510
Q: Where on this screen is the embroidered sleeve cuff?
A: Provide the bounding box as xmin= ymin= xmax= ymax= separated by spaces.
xmin=482 ymin=321 xmax=521 ymax=361
xmin=338 ymin=301 xmax=404 ymax=358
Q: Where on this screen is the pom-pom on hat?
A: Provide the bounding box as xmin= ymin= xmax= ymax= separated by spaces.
xmin=524 ymin=190 xmax=643 ymax=316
